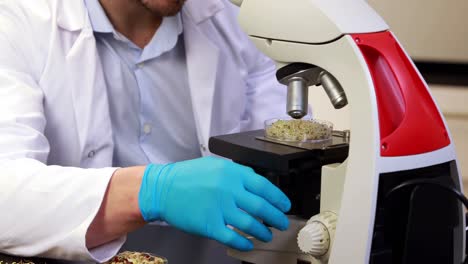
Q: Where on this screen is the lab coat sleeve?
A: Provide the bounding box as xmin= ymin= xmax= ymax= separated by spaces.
xmin=241 ymin=49 xmax=287 ymax=131
xmin=0 ymin=16 xmax=123 ymax=263
xmin=222 ymin=4 xmax=287 ymax=131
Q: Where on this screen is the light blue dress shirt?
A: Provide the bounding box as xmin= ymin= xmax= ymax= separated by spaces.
xmin=85 ymin=0 xmax=201 ymax=167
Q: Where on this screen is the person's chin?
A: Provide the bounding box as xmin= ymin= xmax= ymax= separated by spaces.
xmin=141 ymin=0 xmax=186 ymax=17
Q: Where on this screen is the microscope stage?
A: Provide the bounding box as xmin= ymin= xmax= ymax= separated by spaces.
xmin=209 ymin=130 xmax=349 ymax=173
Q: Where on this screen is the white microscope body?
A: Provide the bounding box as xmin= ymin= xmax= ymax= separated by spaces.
xmin=227 ymin=0 xmax=465 ymax=263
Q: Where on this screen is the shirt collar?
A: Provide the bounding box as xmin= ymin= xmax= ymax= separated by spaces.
xmin=139 ymin=14 xmax=183 ymax=61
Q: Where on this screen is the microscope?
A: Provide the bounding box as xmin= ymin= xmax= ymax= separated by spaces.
xmin=209 ymin=0 xmax=466 ymax=263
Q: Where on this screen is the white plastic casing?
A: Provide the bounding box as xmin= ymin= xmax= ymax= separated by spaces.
xmin=228 ymin=0 xmax=464 ymax=263
xmin=237 ymin=0 xmax=389 ymax=43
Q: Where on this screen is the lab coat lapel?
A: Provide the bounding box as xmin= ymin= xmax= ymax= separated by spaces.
xmin=56 ymin=0 xmax=113 ymax=158
xmin=182 ymin=4 xmax=222 ymax=148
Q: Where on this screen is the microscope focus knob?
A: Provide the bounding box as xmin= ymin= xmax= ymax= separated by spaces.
xmin=297 ymin=211 xmax=337 ymax=258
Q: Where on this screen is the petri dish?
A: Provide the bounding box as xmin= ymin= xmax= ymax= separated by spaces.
xmin=265 ymin=117 xmax=333 ymax=143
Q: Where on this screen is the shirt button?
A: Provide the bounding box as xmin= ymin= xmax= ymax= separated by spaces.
xmin=137 ymin=62 xmax=145 ymax=68
xmin=88 ymin=150 xmax=96 ymax=158
xmin=143 ymin=123 xmax=152 ymax=134
xmin=200 ymin=144 xmax=207 ymax=152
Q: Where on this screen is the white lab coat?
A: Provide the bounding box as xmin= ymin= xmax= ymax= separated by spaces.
xmin=0 ymin=0 xmax=286 ymax=262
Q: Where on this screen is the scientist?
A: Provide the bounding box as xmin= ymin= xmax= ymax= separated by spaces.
xmin=0 ymin=0 xmax=290 ymax=263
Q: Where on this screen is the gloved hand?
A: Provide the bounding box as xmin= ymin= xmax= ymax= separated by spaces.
xmin=138 ymin=156 xmax=291 ymax=251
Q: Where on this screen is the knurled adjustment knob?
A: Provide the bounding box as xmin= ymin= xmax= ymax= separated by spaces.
xmin=297 ymin=221 xmax=330 ymax=256
xmin=297 ymin=211 xmax=337 ymax=258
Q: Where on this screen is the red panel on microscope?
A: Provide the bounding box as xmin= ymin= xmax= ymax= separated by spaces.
xmin=351 ymin=31 xmax=450 ymax=157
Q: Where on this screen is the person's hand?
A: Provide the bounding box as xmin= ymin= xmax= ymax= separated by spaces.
xmin=138 ymin=156 xmax=291 ymax=251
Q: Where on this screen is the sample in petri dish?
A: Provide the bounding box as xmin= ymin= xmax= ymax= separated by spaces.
xmin=105 ymin=251 xmax=168 ymax=264
xmin=265 ymin=117 xmax=333 ymax=143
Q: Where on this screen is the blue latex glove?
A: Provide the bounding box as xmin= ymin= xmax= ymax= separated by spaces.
xmin=138 ymin=156 xmax=291 ymax=251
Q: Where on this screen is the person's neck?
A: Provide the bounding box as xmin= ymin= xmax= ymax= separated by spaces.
xmin=99 ymin=0 xmax=163 ymax=48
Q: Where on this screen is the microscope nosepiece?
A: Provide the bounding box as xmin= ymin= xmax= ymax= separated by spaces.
xmin=277 ymin=64 xmax=348 ymax=118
